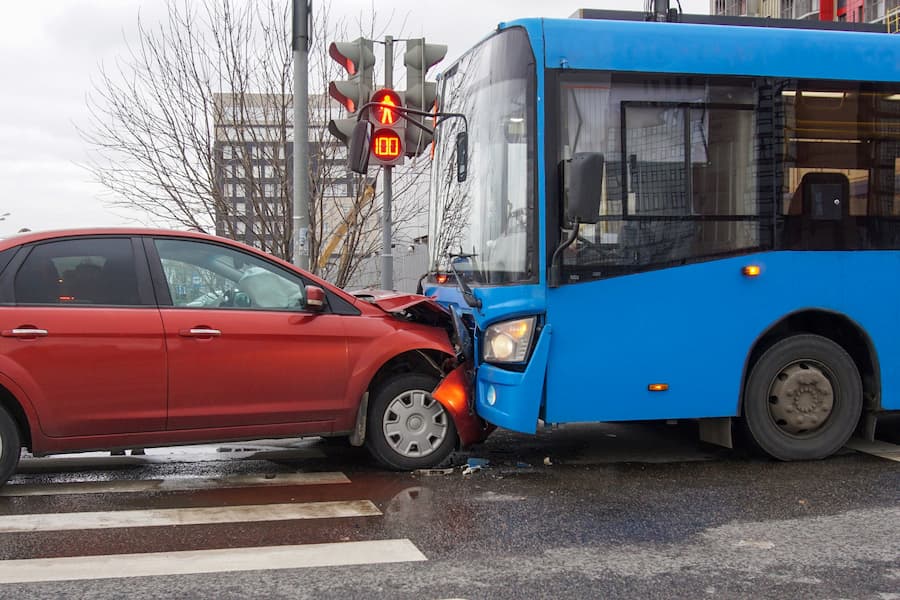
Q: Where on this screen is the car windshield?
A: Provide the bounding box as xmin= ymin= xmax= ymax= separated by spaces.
xmin=429 ymin=28 xmax=536 ymax=285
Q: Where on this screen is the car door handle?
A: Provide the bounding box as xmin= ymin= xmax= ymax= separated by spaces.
xmin=179 ymin=328 xmax=222 ymax=337
xmin=2 ymin=328 xmax=49 ymax=338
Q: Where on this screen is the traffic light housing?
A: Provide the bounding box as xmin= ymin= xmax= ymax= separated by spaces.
xmin=327 ymin=38 xmax=375 ymax=146
xmin=368 ymin=88 xmax=405 ymax=167
xmin=403 ymin=39 xmax=447 ymax=157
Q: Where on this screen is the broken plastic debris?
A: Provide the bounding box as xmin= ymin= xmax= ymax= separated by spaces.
xmin=414 ymin=468 xmax=454 ymax=476
xmin=462 ymin=457 xmax=490 ymax=475
xmin=515 ymin=461 xmax=532 ymax=469
xmin=543 ymin=456 xmax=553 ymax=466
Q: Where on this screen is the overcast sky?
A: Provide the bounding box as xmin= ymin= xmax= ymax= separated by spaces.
xmin=0 ymin=0 xmax=709 ymax=236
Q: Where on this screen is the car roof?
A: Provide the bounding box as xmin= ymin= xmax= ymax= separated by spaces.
xmin=0 ymin=228 xmax=218 ymax=252
xmin=0 ymin=227 xmax=369 ymax=310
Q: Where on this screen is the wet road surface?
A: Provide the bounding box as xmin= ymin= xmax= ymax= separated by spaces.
xmin=0 ymin=419 xmax=897 ymax=599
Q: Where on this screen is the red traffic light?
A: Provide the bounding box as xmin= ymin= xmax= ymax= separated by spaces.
xmin=372 ymin=128 xmax=403 ymax=162
xmin=369 ymin=89 xmax=403 ymax=127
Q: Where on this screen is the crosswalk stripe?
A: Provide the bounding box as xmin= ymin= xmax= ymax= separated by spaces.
xmin=0 ymin=471 xmax=350 ymax=497
xmin=16 ymin=447 xmax=325 ymax=472
xmin=0 ymin=539 xmax=427 ymax=583
xmin=845 ymin=439 xmax=900 ymax=462
xmin=0 ymin=500 xmax=380 ymax=533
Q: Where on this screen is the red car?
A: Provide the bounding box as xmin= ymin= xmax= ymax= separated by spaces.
xmin=0 ymin=228 xmax=486 ymax=486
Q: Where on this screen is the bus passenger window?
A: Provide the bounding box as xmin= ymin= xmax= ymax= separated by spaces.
xmin=778 ymin=85 xmax=899 ymax=251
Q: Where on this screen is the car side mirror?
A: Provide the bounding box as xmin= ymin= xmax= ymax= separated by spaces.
xmin=349 ymin=121 xmax=373 ymax=174
xmin=564 ymin=152 xmax=603 ymax=225
xmin=305 ymin=285 xmax=325 ymax=312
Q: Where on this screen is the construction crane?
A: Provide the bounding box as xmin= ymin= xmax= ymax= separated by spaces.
xmin=888 ymin=6 xmax=899 ymax=33
xmin=317 ymin=182 xmax=376 ymax=270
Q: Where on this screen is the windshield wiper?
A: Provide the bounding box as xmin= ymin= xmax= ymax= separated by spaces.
xmin=447 ymin=252 xmax=482 ymax=309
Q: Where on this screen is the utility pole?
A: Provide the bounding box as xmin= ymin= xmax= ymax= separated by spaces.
xmin=292 ymin=0 xmax=311 ymax=270
xmin=381 ymin=35 xmax=394 ymax=290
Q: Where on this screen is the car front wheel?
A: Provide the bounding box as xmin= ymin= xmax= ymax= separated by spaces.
xmin=366 ymin=373 xmax=457 ymax=470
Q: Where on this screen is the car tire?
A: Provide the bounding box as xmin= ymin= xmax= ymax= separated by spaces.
xmin=366 ymin=372 xmax=457 ymax=471
xmin=742 ymin=334 xmax=862 ymax=461
xmin=0 ymin=406 xmax=21 ymax=487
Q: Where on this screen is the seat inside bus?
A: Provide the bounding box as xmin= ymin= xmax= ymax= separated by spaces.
xmin=783 ymin=172 xmax=858 ymax=250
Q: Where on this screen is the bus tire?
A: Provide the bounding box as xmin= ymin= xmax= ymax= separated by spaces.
xmin=742 ymin=334 xmax=862 ymax=461
xmin=0 ymin=406 xmax=21 ymax=487
xmin=365 ymin=372 xmax=457 ymax=471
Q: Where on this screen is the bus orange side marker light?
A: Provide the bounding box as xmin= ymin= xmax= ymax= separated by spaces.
xmin=648 ymin=383 xmax=669 ymax=392
xmin=742 ymin=265 xmax=761 ymax=277
xmin=435 ymin=273 xmax=449 ymax=284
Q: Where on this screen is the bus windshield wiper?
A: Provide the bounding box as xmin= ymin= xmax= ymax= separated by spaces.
xmin=447 ymin=253 xmax=482 ymax=309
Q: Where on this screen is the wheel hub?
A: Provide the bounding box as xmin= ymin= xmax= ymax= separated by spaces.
xmin=768 ymin=362 xmax=835 ymax=434
xmin=407 ymin=414 xmax=425 ymax=432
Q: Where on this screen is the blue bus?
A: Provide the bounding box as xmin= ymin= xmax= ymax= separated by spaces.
xmin=423 ymin=10 xmax=900 ymax=460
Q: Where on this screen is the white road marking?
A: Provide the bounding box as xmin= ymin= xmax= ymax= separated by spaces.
xmin=0 ymin=539 xmax=427 ymax=583
xmin=0 ymin=500 xmax=380 ymax=533
xmin=845 ymin=439 xmax=900 ymax=462
xmin=1 ymin=471 xmax=350 ymax=497
xmin=16 ymin=446 xmax=325 ymax=472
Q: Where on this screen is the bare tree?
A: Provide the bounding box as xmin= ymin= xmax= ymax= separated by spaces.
xmin=81 ymin=0 xmax=430 ymax=288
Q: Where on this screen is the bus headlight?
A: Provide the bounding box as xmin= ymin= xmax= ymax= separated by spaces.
xmin=483 ymin=317 xmax=536 ymax=364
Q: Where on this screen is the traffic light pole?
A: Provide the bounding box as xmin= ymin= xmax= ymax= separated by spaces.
xmin=292 ymin=0 xmax=311 ymax=270
xmin=381 ymin=35 xmax=394 ymax=290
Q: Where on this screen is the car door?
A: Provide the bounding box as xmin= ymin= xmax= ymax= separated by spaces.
xmin=0 ymin=236 xmax=166 ymax=437
xmin=147 ymin=236 xmax=351 ymax=430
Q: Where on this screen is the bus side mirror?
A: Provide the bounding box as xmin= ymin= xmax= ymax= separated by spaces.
xmin=349 ymin=121 xmax=373 ymax=175
xmin=456 ymin=131 xmax=468 ymax=182
xmin=565 ymin=152 xmax=603 ymax=225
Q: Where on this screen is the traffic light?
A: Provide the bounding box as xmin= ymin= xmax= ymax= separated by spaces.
xmin=403 ymin=38 xmax=447 ymax=157
xmin=327 ymin=38 xmax=375 ymax=146
xmin=368 ymin=88 xmax=405 ymax=167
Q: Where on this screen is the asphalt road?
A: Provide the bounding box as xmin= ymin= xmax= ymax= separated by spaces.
xmin=0 ymin=419 xmax=897 ymax=600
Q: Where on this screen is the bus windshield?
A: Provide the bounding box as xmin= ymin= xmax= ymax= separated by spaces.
xmin=429 ymin=28 xmax=536 ymax=285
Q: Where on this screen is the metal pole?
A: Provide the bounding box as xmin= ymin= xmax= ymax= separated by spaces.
xmin=381 ymin=35 xmax=394 ymax=289
xmin=292 ymin=0 xmax=311 ymax=270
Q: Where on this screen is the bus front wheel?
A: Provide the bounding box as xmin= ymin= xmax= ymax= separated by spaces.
xmin=742 ymin=334 xmax=862 ymax=461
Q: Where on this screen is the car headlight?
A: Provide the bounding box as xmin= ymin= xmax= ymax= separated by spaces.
xmin=483 ymin=317 xmax=536 ymax=364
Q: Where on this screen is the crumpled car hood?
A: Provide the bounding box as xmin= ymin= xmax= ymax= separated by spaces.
xmin=350 ymin=289 xmax=450 ymax=327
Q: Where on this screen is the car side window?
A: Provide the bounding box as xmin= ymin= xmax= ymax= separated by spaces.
xmin=154 ymin=239 xmax=307 ymax=311
xmin=14 ymin=238 xmax=141 ymax=306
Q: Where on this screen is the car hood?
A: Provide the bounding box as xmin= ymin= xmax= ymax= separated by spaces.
xmin=349 ymin=289 xmax=451 ymax=327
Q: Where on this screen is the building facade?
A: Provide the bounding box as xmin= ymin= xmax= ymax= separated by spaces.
xmin=711 ymin=0 xmax=900 ymax=24
xmin=212 ymin=92 xmax=357 ymax=260
xmin=212 ymin=93 xmax=431 ymax=291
